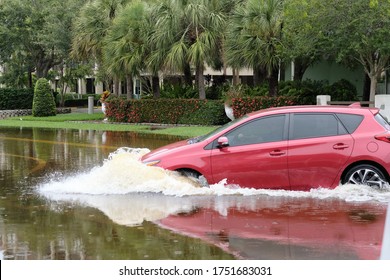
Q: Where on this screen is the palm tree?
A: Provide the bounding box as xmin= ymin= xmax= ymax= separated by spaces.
xmin=148 ymin=0 xmax=232 ymax=99
xmin=225 ymin=0 xmax=284 ymax=96
xmin=104 ymin=2 xmax=149 ymax=99
xmin=71 ymin=0 xmax=131 ymax=94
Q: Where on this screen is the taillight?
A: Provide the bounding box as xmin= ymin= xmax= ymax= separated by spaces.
xmin=375 ymin=132 xmax=390 ymax=143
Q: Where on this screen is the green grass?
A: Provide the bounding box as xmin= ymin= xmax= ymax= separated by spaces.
xmin=0 ymin=113 xmax=217 ymax=138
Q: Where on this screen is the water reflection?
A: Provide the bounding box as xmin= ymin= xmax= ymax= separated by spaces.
xmin=156 ymin=196 xmax=386 ymax=260
xmin=37 ymin=192 xmax=386 ymax=260
xmin=0 ymin=126 xmax=388 ymax=260
xmin=1 ymin=127 xmax=234 ymax=260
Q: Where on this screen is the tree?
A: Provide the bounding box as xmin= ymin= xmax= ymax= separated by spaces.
xmin=50 ymin=61 xmax=93 ymax=107
xmin=283 ymin=0 xmax=328 ymax=81
xmin=104 ymin=1 xmax=151 ymax=99
xmin=225 ymin=0 xmax=284 ymax=96
xmin=32 ymin=78 xmax=56 ymax=117
xmin=0 ymin=0 xmax=84 ymax=87
xmin=333 ymin=0 xmax=390 ymax=103
xmin=149 ymin=0 xmax=233 ymax=99
xmin=284 ymin=0 xmax=390 ymax=102
xmin=71 ymin=0 xmax=131 ymax=95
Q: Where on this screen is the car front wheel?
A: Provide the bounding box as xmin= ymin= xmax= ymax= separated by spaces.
xmin=342 ymin=164 xmax=389 ymax=189
xmin=178 ymin=170 xmax=209 ymax=188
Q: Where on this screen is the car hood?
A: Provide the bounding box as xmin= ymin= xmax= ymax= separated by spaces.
xmin=141 ymin=139 xmax=191 ymax=161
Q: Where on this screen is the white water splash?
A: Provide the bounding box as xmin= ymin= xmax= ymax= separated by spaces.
xmin=38 ymin=147 xmax=390 ymax=202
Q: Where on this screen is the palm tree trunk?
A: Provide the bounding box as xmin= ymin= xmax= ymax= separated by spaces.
xmin=152 ymin=75 xmax=160 ymax=99
xmin=126 ymin=75 xmax=133 ymax=100
xmin=113 ymin=78 xmax=120 ymax=96
xmin=183 ymin=63 xmax=193 ymax=87
xmin=268 ymin=68 xmax=279 ymax=97
xmin=232 ymin=68 xmax=240 ymax=86
xmin=196 ymin=65 xmax=206 ymax=99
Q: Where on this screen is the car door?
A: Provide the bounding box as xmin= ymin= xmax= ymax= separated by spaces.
xmin=288 ymin=113 xmax=354 ymax=190
xmin=210 ymin=114 xmax=290 ymax=189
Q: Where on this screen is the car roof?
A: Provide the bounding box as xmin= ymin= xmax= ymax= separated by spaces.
xmin=247 ymin=104 xmax=380 ymax=117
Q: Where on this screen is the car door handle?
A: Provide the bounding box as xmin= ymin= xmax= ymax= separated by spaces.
xmin=269 ymin=150 xmax=285 ymax=156
xmin=333 ymin=143 xmax=349 ymax=150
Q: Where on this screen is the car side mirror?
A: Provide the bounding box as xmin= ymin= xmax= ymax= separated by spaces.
xmin=217 ymin=136 xmax=229 ymax=148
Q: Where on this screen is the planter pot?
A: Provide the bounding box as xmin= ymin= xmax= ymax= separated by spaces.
xmin=224 ymin=103 xmax=235 ymax=121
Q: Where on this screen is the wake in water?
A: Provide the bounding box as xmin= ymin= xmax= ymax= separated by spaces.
xmin=37 ymin=147 xmax=390 ymax=202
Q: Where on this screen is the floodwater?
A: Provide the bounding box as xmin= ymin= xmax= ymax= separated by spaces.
xmin=0 ymin=126 xmax=389 ymax=260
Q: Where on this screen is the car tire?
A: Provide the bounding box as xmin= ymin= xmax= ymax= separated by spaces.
xmin=342 ymin=164 xmax=389 ymax=189
xmin=179 ymin=170 xmax=209 ymax=188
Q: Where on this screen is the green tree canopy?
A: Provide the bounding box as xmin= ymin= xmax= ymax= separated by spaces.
xmin=0 ymin=0 xmax=84 ymax=87
xmin=283 ymin=0 xmax=390 ymax=102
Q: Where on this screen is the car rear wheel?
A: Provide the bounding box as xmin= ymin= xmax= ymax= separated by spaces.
xmin=342 ymin=164 xmax=390 ymax=189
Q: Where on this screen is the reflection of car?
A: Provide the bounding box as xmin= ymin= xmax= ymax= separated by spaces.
xmin=156 ymin=197 xmax=386 ymax=260
xmin=142 ymin=104 xmax=390 ymax=190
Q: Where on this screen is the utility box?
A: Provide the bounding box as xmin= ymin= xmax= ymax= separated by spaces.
xmin=316 ymin=95 xmax=331 ymax=106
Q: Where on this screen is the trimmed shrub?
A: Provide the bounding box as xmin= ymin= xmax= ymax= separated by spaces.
xmin=105 ymin=98 xmax=231 ymax=125
xmin=0 ymin=88 xmax=34 ymax=109
xmin=179 ymin=101 xmax=230 ymax=125
xmin=32 ymin=78 xmax=56 ymax=117
xmin=231 ymin=96 xmax=300 ymax=118
xmin=105 ymin=96 xmax=299 ymax=125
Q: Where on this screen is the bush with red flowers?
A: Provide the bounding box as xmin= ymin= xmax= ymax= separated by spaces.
xmin=105 ymin=95 xmax=300 ymax=125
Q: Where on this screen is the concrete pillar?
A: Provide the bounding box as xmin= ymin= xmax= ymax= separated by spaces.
xmin=88 ymin=96 xmax=94 ymax=114
xmin=375 ymin=94 xmax=390 ymax=122
xmin=77 ymin=78 xmax=87 ymax=94
xmin=95 ymin=82 xmax=103 ymax=95
xmin=316 ymin=95 xmax=331 ymax=106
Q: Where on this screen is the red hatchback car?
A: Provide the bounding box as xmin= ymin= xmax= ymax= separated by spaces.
xmin=141 ymin=105 xmax=390 ymax=191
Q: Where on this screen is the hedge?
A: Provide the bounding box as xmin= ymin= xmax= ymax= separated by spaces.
xmin=230 ymin=95 xmax=300 ymax=118
xmin=106 ymin=98 xmax=230 ymax=125
xmin=106 ymin=97 xmax=228 ymax=125
xmin=105 ymin=96 xmax=301 ymax=125
xmin=0 ymin=88 xmax=34 ymax=109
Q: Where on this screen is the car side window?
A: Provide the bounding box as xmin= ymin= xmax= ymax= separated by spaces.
xmin=224 ymin=115 xmax=286 ymax=147
xmin=336 ymin=113 xmax=364 ymax=133
xmin=290 ymin=113 xmax=347 ymax=140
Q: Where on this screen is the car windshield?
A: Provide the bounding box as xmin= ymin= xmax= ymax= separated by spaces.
xmin=187 ymin=115 xmax=248 ymax=144
xmin=375 ymin=113 xmax=390 ymax=130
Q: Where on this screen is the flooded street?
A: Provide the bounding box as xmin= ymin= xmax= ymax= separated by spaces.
xmin=0 ymin=126 xmax=389 ymax=260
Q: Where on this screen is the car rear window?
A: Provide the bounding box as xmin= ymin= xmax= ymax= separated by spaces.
xmin=336 ymin=113 xmax=364 ymax=133
xmin=375 ymin=113 xmax=390 ymax=130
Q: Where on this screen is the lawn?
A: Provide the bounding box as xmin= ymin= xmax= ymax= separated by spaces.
xmin=0 ymin=112 xmax=217 ymax=138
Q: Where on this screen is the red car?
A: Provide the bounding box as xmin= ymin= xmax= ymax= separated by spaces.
xmin=141 ymin=104 xmax=390 ymax=191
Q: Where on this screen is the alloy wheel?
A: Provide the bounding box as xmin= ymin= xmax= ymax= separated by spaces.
xmin=346 ymin=167 xmax=390 ymax=190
